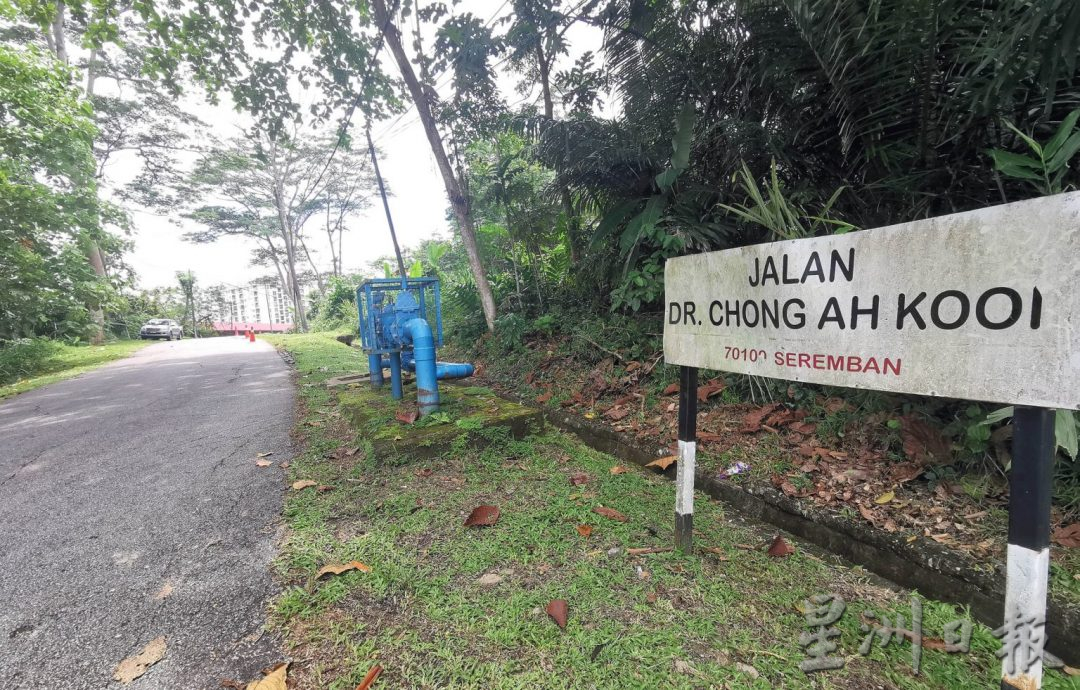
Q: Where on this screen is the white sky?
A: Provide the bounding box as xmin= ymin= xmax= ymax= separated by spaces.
xmin=113 ymin=2 xmax=605 ymax=291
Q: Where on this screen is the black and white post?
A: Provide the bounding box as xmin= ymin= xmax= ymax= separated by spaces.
xmin=1001 ymin=407 xmax=1055 ymax=690
xmin=675 ymin=366 xmax=698 ymax=552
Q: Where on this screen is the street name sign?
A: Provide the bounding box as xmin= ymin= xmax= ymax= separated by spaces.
xmin=663 ymin=192 xmax=1080 ymax=689
xmin=664 ymin=192 xmax=1080 ymax=409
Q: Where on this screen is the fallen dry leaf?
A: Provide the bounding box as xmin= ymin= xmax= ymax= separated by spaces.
xmin=593 ymin=506 xmax=629 ymax=522
xmin=546 ymin=599 xmax=568 ymax=628
xmin=609 ymin=465 xmax=629 ymax=475
xmin=464 ymin=505 xmax=500 ymax=527
xmin=1063 ymin=665 xmax=1079 ymax=677
xmin=355 ymin=664 xmax=382 ymax=690
xmin=477 ymin=573 xmax=503 ymax=586
xmin=255 ymin=459 xmax=273 ymax=468
xmin=662 ymin=383 xmax=679 ymax=396
xmin=569 ymin=472 xmax=589 ymax=486
xmin=576 ymin=524 xmax=593 ymax=538
xmin=701 ymin=546 xmax=729 ymax=560
xmin=536 ymin=390 xmax=553 ymax=403
xmin=740 ymin=403 xmax=781 ymax=433
xmin=899 ymin=415 xmax=952 ymax=465
xmin=766 ymin=535 xmax=795 ymax=558
xmin=317 ymin=485 xmax=333 ymax=492
xmin=646 ymin=455 xmax=677 ymax=470
xmin=395 ymin=408 xmax=419 ymax=424
xmin=245 ymin=662 xmax=288 ymax=690
xmin=627 ymin=547 xmax=673 ymax=555
xmin=152 ymin=582 xmax=173 ymax=600
xmin=113 ymin=636 xmax=166 ymax=684
xmin=874 ymin=490 xmax=896 ymax=505
xmin=415 ymin=468 xmax=433 ymax=478
xmin=316 ymin=561 xmax=371 ymax=578
xmin=292 ymin=480 xmax=317 ymax=491
xmin=279 ymin=462 xmax=290 ymax=469
xmin=1052 ymin=523 xmax=1080 ymax=548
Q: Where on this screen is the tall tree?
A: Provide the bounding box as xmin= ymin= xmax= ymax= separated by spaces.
xmin=372 ymin=0 xmax=498 ymax=331
xmin=0 ymin=45 xmax=107 ymax=340
xmin=180 ymin=131 xmax=374 ymax=331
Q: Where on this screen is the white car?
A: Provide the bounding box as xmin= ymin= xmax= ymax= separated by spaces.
xmin=139 ymin=319 xmax=183 ymax=340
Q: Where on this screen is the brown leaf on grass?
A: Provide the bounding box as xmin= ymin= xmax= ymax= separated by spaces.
xmin=291 ymin=480 xmax=317 ymax=491
xmin=317 ymin=485 xmax=333 ymax=492
xmin=255 ymin=459 xmax=273 ymax=468
xmin=766 ymin=535 xmax=795 ymax=558
xmin=546 ymin=599 xmax=568 ymax=629
xmin=740 ymin=403 xmax=781 ymax=433
xmin=576 ymin=524 xmax=593 ymax=538
xmin=662 ymin=383 xmax=679 ymax=396
xmin=569 ymin=472 xmax=590 ymax=486
xmin=899 ymin=415 xmax=952 ymax=465
xmin=525 ymin=372 xmax=535 ymax=385
xmin=604 ymin=406 xmax=630 ymax=421
xmin=645 ymin=455 xmax=677 ymax=470
xmin=697 ymin=431 xmax=722 ymax=443
xmin=593 ymin=506 xmax=628 ymax=522
xmin=415 ymin=468 xmax=433 ymax=478
xmin=857 ymin=503 xmax=876 ymax=523
xmin=536 ymin=390 xmax=553 ymax=403
xmin=244 ymin=662 xmax=288 ymax=690
xmin=464 ymin=505 xmax=500 ymax=527
xmin=306 ymin=420 xmax=322 ymax=428
xmin=1052 ymin=523 xmax=1080 ymax=548
xmin=696 ymin=379 xmax=726 ymax=402
xmin=395 ymin=408 xmax=419 ymax=424
xmin=317 ymin=561 xmax=372 ymax=578
xmin=609 ymin=465 xmax=629 ymax=475
xmin=889 ymin=462 xmax=923 ymax=483
xmin=355 ymin=664 xmax=383 ymax=690
xmin=113 ymin=636 xmax=166 ymax=684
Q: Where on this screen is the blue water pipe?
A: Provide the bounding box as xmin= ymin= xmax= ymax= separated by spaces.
xmin=356 ymin=277 xmax=473 ymax=416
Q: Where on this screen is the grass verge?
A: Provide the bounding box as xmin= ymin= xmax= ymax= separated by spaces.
xmin=0 ymin=339 xmax=151 ymax=400
xmin=263 ymin=332 xmax=1079 ymax=690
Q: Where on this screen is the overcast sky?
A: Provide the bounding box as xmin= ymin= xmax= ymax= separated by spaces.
xmin=114 ymin=3 xmax=605 ymax=292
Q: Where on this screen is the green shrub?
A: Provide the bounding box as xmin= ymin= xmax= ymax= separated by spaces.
xmin=0 ymin=338 xmax=62 ymax=385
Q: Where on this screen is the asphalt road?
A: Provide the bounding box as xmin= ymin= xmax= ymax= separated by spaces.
xmin=0 ymin=337 xmax=293 ymax=689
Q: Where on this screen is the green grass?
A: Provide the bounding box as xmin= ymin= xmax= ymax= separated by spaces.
xmin=0 ymin=339 xmax=151 ymax=399
xmin=264 ymin=333 xmax=1080 ymax=690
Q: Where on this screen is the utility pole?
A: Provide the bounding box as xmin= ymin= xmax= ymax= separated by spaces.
xmin=188 ymin=270 xmax=198 ymax=338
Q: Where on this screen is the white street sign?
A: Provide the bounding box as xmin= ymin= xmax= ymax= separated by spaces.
xmin=664 ymin=192 xmax=1080 ymax=409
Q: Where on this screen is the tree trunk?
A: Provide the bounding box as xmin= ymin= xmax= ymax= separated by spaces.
xmin=46 ymin=1 xmax=109 ymax=343
xmin=372 ymin=0 xmax=497 ymax=331
xmin=536 ymin=39 xmax=579 ymax=266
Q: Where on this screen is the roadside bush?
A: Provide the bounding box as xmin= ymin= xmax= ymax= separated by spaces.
xmin=0 ymin=338 xmax=62 ymax=385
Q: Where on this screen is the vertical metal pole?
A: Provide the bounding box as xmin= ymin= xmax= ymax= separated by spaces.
xmin=675 ymin=366 xmax=698 ymax=553
xmin=369 ymin=354 xmax=384 ymax=388
xmin=1001 ymin=406 xmax=1055 ymax=690
xmin=389 ymin=352 xmax=403 ymax=400
xmin=366 ymin=126 xmax=407 ymax=287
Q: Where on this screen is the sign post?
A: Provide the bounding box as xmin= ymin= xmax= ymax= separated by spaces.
xmin=1001 ymin=407 xmax=1055 ymax=689
xmin=663 ymin=193 xmax=1080 ymax=688
xmin=675 ymin=365 xmax=698 ymax=552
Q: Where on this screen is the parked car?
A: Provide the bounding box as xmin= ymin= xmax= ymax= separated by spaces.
xmin=139 ymin=319 xmax=183 ymax=340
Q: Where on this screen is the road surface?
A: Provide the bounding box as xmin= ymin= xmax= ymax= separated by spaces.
xmin=0 ymin=337 xmax=293 ymax=689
